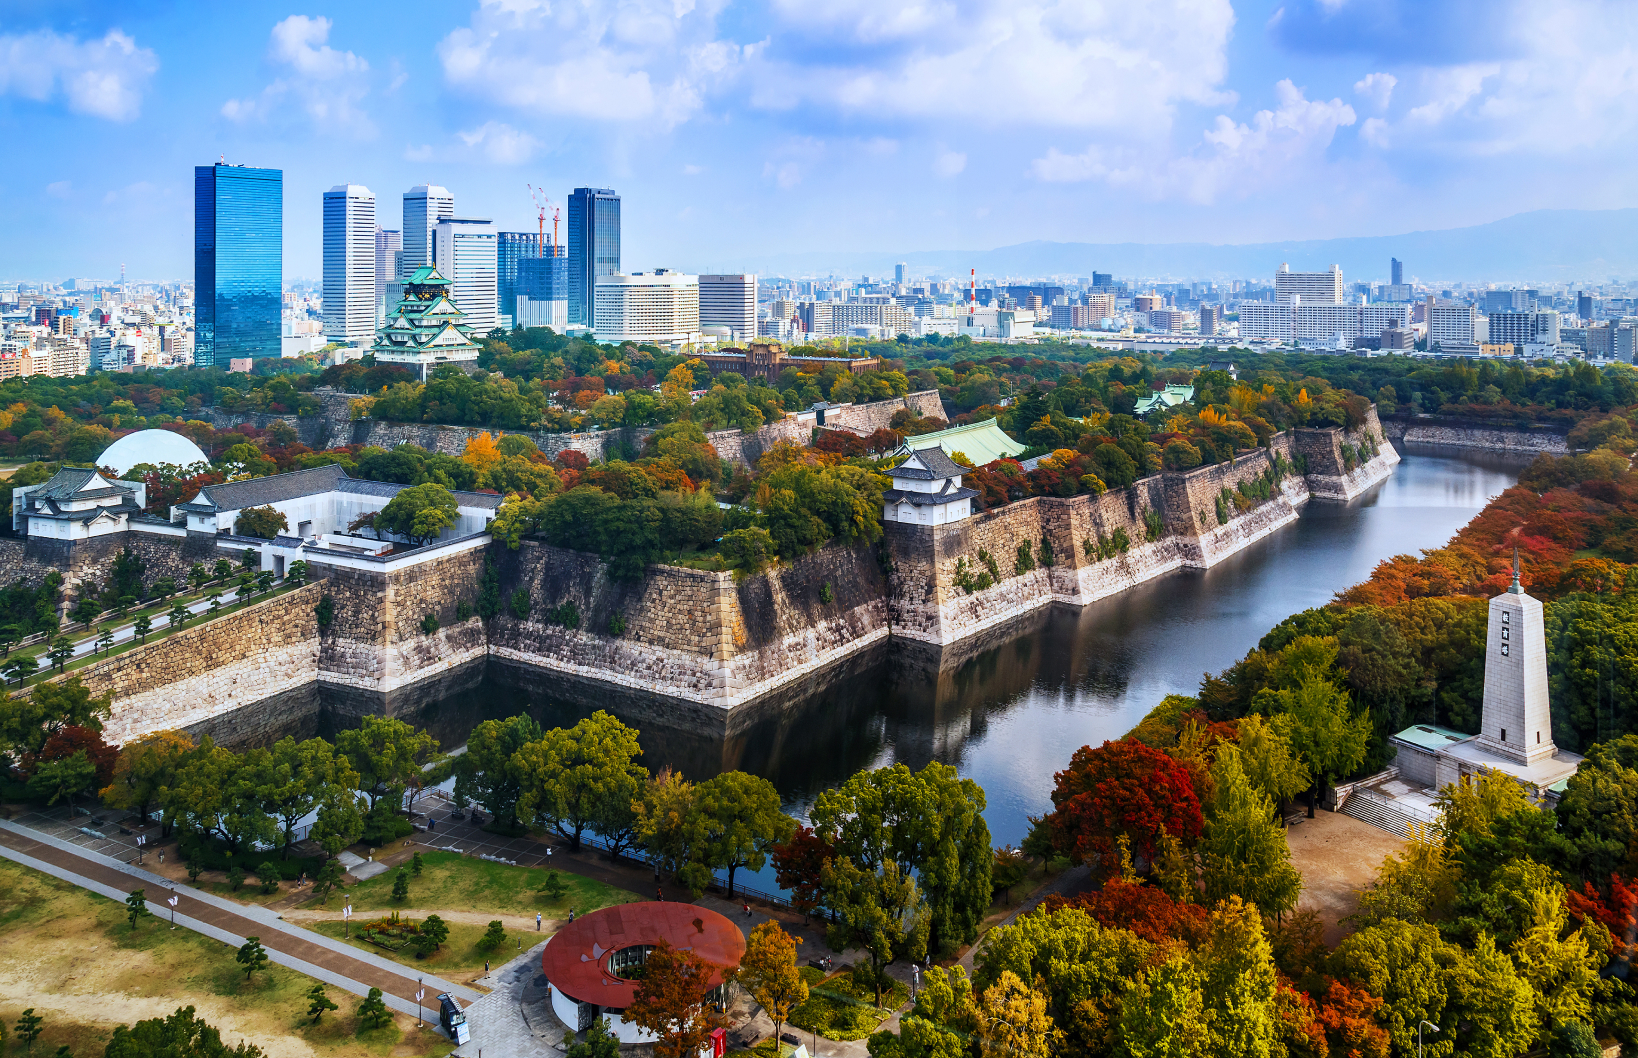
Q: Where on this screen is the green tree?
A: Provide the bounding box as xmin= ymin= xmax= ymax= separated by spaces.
xmin=565 ymin=1019 xmax=622 ymax=1058
xmin=3 ymin=653 xmax=38 ymax=686
xmin=15 ymin=1009 xmax=43 ymax=1054
xmin=236 ymin=936 xmax=269 ymax=980
xmin=1234 ymin=713 xmax=1310 ymax=813
xmin=104 ymin=1006 xmax=264 ymax=1058
xmin=335 ymin=715 xmax=438 ymax=812
xmin=514 ymin=710 xmax=648 ymax=853
xmin=413 ymin=913 xmax=450 ymax=957
xmin=305 ymin=983 xmax=338 ymax=1023
xmin=70 ymin=592 xmax=101 ymax=631
xmin=164 ymin=737 xmax=277 ymax=854
xmin=634 ymin=769 xmax=709 ymax=892
xmin=259 ymin=735 xmax=359 ymax=858
xmin=28 ymin=751 xmax=98 ymax=809
xmin=1197 ymin=897 xmax=1279 ymax=1058
xmin=1119 ymin=957 xmax=1207 ymax=1058
xmin=1253 ymin=637 xmax=1371 ymax=816
xmin=1445 ymin=932 xmax=1538 ymax=1058
xmin=1199 ymin=745 xmax=1302 ymax=918
xmin=234 ymin=505 xmax=288 ymax=539
xmin=1331 ymin=919 xmax=1458 ymax=1056
xmin=101 ymin=730 xmax=193 ymax=825
xmin=96 ymin=625 xmax=114 ymax=655
xmin=822 ymin=857 xmax=930 ymax=1005
xmin=812 ymin=761 xmax=993 ymax=954
xmin=356 ymin=986 xmax=391 ymax=1029
xmin=132 ymin=613 xmax=152 ymax=644
xmin=453 ymin=714 xmax=542 ymax=831
xmin=286 ymin=560 xmax=309 ymax=587
xmin=376 ymin=482 xmax=458 ymax=545
xmin=478 ymin=919 xmax=508 ymax=953
xmin=167 ymin=600 xmax=190 ymax=629
xmin=47 ymin=635 xmax=74 ymax=673
xmin=125 ymin=888 xmax=150 ymax=930
xmin=690 ymin=770 xmax=796 ymax=898
xmin=392 ymin=868 xmax=409 ymax=902
xmin=212 ymin=558 xmax=232 ymax=583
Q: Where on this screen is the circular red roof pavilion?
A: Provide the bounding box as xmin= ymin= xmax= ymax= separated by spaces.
xmin=543 ymin=902 xmax=746 ymax=1009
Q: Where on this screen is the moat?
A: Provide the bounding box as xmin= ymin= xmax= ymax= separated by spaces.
xmin=335 ymin=442 xmax=1525 ymax=858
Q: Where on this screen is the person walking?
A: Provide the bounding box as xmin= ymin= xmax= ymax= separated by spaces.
xmin=536 ymin=912 xmax=542 ymax=931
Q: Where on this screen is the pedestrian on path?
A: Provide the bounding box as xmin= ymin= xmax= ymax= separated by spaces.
xmin=744 ymin=904 xmax=751 ymax=918
xmin=568 ymin=908 xmax=575 ymax=923
xmin=657 ymin=886 xmax=664 ymax=901
xmin=536 ymin=912 xmax=541 ymax=931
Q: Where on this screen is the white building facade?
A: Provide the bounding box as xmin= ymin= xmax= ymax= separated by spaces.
xmin=433 ymin=218 xmax=499 ymax=334
xmin=401 ymin=185 xmax=453 ymax=279
xmin=882 ymin=447 xmax=978 ymax=525
xmin=1275 ymin=263 xmax=1344 ymax=305
xmin=699 ymin=274 xmax=757 ymax=343
xmin=593 ymin=271 xmax=700 ymax=344
xmin=322 ymin=184 xmax=377 ymax=346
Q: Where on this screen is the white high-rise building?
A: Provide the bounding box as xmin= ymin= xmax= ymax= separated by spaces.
xmin=322 ymin=184 xmax=377 ymax=346
xmin=699 ymin=274 xmax=757 ymax=343
xmin=401 ymin=185 xmax=454 ymax=279
xmin=374 ymin=227 xmax=402 ymax=325
xmin=1275 ymin=263 xmax=1344 ymax=306
xmin=594 ymin=271 xmax=700 ymax=344
xmin=433 ymin=218 xmax=499 ymax=334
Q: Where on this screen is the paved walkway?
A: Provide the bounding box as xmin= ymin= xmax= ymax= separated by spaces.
xmin=0 ymin=819 xmax=480 ymax=1029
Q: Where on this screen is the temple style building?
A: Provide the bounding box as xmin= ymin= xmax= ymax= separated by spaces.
xmin=371 ymin=265 xmax=482 ymax=379
xmin=882 ymin=445 xmax=978 ymax=526
xmin=1346 ymin=559 xmax=1583 ymax=833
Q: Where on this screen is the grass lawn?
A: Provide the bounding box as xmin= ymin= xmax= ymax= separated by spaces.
xmin=304 ymin=850 xmax=637 ymax=918
xmin=786 ymin=966 xmax=907 ymax=1041
xmin=304 ymin=917 xmax=500 ymax=975
xmin=0 ymin=858 xmax=447 ymax=1058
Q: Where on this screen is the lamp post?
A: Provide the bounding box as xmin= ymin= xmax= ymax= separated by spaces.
xmin=1418 ymin=1020 xmax=1439 ymax=1058
xmin=344 ymin=903 xmax=352 ymax=939
xmin=416 ymin=979 xmax=424 ymax=1026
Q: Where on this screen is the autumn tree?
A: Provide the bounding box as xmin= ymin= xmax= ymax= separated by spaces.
xmin=734 ymin=922 xmax=807 ymax=1048
xmin=624 ymin=940 xmax=723 ymax=1058
xmin=1234 ymin=713 xmax=1311 ymax=813
xmin=1119 ymin=956 xmax=1207 ymax=1058
xmin=772 ymin=825 xmax=835 ymax=921
xmin=1034 ymin=739 xmax=1203 ymax=873
xmin=975 ymin=970 xmax=1059 ymax=1058
xmin=634 ymin=768 xmax=711 ymax=893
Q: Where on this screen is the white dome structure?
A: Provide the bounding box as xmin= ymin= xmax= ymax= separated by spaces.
xmin=97 ymin=429 xmax=211 ymax=477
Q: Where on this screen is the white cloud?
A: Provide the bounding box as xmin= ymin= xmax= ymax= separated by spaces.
xmin=456 ymin=121 xmax=540 ymax=164
xmin=437 ymin=0 xmax=743 ymax=127
xmin=45 ymin=181 xmax=71 ymax=199
xmin=933 ymin=149 xmax=967 ymax=178
xmin=0 ymin=28 xmax=157 ymax=121
xmin=1354 ymin=72 xmax=1396 ymax=111
xmin=682 ymin=164 xmax=704 ymax=175
xmin=1032 ymin=79 xmax=1355 ymax=204
xmin=750 ymin=0 xmax=1236 ymax=134
xmin=222 ymin=16 xmax=374 ymax=137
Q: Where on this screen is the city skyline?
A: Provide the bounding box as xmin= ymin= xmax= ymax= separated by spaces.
xmin=5 ymin=1 xmax=1638 ymax=283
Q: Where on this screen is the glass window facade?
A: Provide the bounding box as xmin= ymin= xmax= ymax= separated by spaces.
xmin=497 ymin=231 xmax=540 ymax=328
xmin=195 ymin=164 xmax=282 ymax=367
xmin=568 ymin=188 xmax=619 ymax=326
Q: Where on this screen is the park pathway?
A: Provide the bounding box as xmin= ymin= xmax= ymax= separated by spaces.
xmin=0 ymin=820 xmax=480 ymax=1028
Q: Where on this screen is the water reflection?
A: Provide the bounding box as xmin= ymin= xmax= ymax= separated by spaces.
xmin=338 ymin=444 xmax=1526 ymax=849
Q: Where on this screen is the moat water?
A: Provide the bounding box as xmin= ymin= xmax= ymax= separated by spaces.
xmin=324 ymin=443 xmax=1526 ymax=865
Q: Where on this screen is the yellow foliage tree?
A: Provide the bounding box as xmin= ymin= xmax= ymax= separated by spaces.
xmin=463 ymin=432 xmax=503 ymax=470
xmin=976 ymin=970 xmax=1059 ymax=1058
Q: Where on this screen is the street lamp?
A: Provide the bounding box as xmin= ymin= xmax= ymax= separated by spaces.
xmin=1418 ymin=1020 xmax=1439 ymax=1057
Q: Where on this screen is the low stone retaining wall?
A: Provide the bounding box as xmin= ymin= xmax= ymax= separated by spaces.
xmin=1381 ymin=417 xmax=1567 ymax=454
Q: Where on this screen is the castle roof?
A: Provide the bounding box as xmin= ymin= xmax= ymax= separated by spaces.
xmin=372 ymin=264 xmax=481 ymax=360
xmin=895 ymin=418 xmax=1024 ymax=467
xmin=888 ymin=446 xmax=967 ymax=481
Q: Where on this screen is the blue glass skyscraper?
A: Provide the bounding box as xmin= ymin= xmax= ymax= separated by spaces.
xmin=567 ymin=188 xmax=619 ymax=327
xmin=497 ymin=231 xmax=540 ymax=328
xmin=195 ymin=163 xmax=282 ymax=367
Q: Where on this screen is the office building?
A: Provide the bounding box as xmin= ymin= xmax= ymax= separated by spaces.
xmin=1239 ymin=302 xmax=1411 ymax=345
xmin=401 ymin=185 xmax=454 ymax=279
xmin=433 ymin=218 xmax=499 ymax=334
xmin=1147 ymin=309 xmax=1184 ymax=333
xmin=1483 ymin=289 xmax=1534 ymax=314
xmin=699 ymin=275 xmax=757 ymax=343
xmin=593 ymin=271 xmax=698 ymax=344
xmin=1586 ymin=323 xmax=1614 ymax=359
xmin=568 ymin=187 xmax=620 ymax=327
xmin=1091 ymin=272 xmax=1113 ymax=288
xmin=374 ymin=227 xmax=402 ymax=325
xmin=1427 ymin=299 xmax=1482 ymax=348
xmin=1618 ymin=321 xmax=1638 ymax=363
xmin=371 ymin=265 xmax=482 ymax=379
xmin=322 ymin=184 xmax=377 ymax=346
xmin=1488 ymin=311 xmax=1560 ymax=349
xmin=895 ymin=262 xmax=907 ymax=285
xmin=1134 ymin=293 xmax=1163 ymax=313
xmin=1391 ymin=258 xmax=1403 ymax=286
xmin=1275 ymin=263 xmax=1344 ymax=306
xmin=1200 ymin=305 xmax=1222 ymax=336
xmin=194 ymin=161 xmax=282 ymax=367
xmin=1578 ymin=292 xmax=1595 ymax=320
xmin=516 ymin=248 xmax=569 ymax=329
xmin=497 ymin=231 xmax=541 ymax=329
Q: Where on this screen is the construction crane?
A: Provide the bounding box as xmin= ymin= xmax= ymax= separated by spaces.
xmin=527 ymin=184 xmax=561 ymax=257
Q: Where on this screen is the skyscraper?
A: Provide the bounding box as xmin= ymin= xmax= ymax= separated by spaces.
xmin=895 ymin=262 xmax=907 ymax=285
xmin=497 ymin=231 xmax=541 ymax=329
xmin=699 ymin=275 xmax=757 ymax=343
xmin=1391 ymin=258 xmax=1403 ymax=286
xmin=194 ymin=162 xmax=282 ymax=367
xmin=433 ymin=218 xmax=498 ymax=334
xmin=517 ymin=249 xmax=569 ymax=329
xmin=401 ymin=185 xmax=453 ymax=279
xmin=323 ymin=184 xmax=377 ymax=346
xmin=568 ymin=188 xmax=620 ymax=327
xmin=375 ymin=227 xmax=402 ymax=325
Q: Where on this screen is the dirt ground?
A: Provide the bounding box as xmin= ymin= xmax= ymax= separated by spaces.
xmin=1285 ymin=810 xmax=1405 ymax=946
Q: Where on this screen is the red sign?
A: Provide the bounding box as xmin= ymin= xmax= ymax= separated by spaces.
xmin=710 ymin=1028 xmax=726 ymax=1058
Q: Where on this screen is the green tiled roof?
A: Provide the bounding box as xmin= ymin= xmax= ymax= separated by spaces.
xmin=901 ymin=418 xmax=1025 ymax=466
xmin=373 ymin=264 xmax=480 ymax=359
xmin=1392 ymin=724 xmax=1474 ymax=751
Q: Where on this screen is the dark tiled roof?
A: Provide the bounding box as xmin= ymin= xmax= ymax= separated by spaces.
xmin=888 ymin=446 xmax=966 ymax=481
xmin=451 ymin=489 xmax=504 ymax=510
xmin=34 ymin=467 xmax=128 ymax=500
xmin=884 ymin=485 xmax=979 ymax=507
xmin=271 ymin=535 xmax=306 ymax=547
xmin=192 ymin=464 xmax=349 ymax=511
xmin=335 ymin=478 xmax=406 ymax=499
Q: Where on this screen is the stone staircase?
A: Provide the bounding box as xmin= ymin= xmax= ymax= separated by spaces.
xmin=1339 ymin=787 xmax=1433 ymax=838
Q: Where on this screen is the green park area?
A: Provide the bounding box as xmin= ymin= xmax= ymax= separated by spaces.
xmin=0 ymin=858 xmax=446 ymax=1058
xmin=292 ymin=851 xmax=638 ymax=974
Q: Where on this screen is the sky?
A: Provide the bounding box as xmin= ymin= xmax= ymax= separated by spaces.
xmin=3 ymin=0 xmax=1638 ymax=284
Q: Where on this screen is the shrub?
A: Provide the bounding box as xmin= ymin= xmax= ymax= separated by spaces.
xmin=456 ymin=599 xmax=474 ymax=621
xmin=1015 ymin=541 xmax=1036 ymax=575
xmin=420 ymin=613 xmax=439 ymax=635
xmin=314 ymin=594 xmax=335 ymax=630
xmin=509 ymin=588 xmax=531 ymax=619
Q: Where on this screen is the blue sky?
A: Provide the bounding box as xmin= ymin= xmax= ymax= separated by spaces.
xmin=3 ymin=0 xmax=1635 ymax=283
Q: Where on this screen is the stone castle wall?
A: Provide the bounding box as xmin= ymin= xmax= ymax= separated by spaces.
xmin=210 ymin=390 xmax=947 ymax=471
xmin=1381 ymin=416 xmax=1568 ymax=455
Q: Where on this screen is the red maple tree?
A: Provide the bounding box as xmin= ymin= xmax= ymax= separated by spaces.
xmin=1039 ymin=739 xmax=1203 ymax=870
xmin=771 ymin=825 xmax=834 ymax=920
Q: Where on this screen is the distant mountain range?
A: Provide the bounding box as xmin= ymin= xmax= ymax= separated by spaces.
xmin=732 ymin=208 xmax=1638 ymax=286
